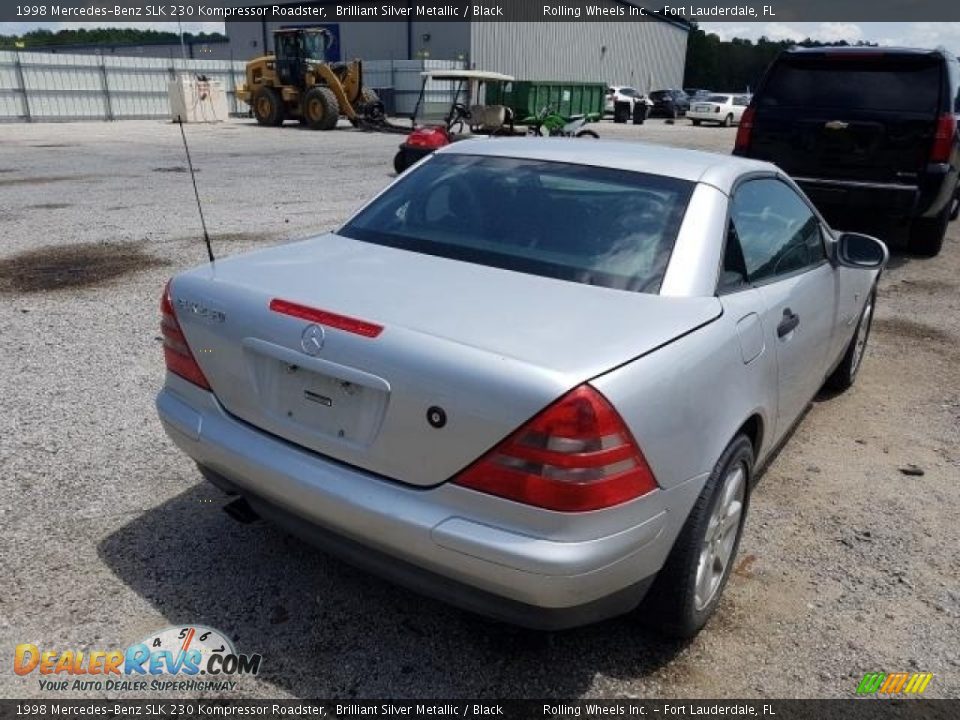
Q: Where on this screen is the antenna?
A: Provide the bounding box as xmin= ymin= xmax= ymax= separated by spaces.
xmin=176 ymin=117 xmax=215 ymax=263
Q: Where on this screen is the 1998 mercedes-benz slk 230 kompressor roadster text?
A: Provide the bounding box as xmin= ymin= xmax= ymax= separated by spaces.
xmin=156 ymin=139 xmax=887 ymax=636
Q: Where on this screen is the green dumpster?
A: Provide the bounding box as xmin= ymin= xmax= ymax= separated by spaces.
xmin=487 ymin=80 xmax=606 ymax=119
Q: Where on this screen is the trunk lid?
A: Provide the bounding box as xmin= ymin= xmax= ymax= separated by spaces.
xmin=749 ymin=52 xmax=945 ymax=183
xmin=172 ymin=234 xmax=721 ymax=486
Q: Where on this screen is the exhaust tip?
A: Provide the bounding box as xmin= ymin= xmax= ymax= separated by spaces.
xmin=223 ymin=497 xmax=261 ymax=525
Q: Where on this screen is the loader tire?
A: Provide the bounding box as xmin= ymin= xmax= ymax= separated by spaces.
xmin=252 ymin=86 xmax=285 ymax=127
xmin=303 ymin=86 xmax=340 ymax=131
xmin=361 ymin=87 xmax=386 ymax=123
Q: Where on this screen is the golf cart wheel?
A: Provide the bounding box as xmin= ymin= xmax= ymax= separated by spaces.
xmin=393 ymin=150 xmax=408 ymax=175
xmin=302 ymin=86 xmax=340 ymax=130
xmin=576 ymin=129 xmax=599 ymax=138
xmin=252 ymin=87 xmax=285 ymax=127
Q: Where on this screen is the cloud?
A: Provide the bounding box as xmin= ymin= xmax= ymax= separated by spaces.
xmin=816 ymin=23 xmax=864 ymax=43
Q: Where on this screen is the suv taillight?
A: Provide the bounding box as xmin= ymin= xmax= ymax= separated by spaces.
xmin=453 ymin=385 xmax=658 ymax=512
xmin=161 ymin=280 xmax=211 ymax=390
xmin=734 ymin=105 xmax=756 ymax=153
xmin=930 ymin=113 xmax=957 ymax=163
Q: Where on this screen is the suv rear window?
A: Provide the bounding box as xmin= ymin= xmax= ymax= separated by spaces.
xmin=759 ymin=54 xmax=943 ymax=114
xmin=340 ymin=154 xmax=694 ymax=294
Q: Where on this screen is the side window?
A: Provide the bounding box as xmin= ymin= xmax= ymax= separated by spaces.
xmin=719 ymin=220 xmax=749 ymax=293
xmin=730 ymin=178 xmax=826 ymax=284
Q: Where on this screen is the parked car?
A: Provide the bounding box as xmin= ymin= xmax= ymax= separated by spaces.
xmin=157 ymin=139 xmax=886 ymax=637
xmin=606 ymin=85 xmax=653 ymax=123
xmin=688 ymin=94 xmax=751 ymax=127
xmin=734 ymin=46 xmax=960 ymax=256
xmin=685 ymin=88 xmax=713 ymax=101
xmin=606 ymin=85 xmax=641 ymax=114
xmin=649 ymin=89 xmax=690 ymax=118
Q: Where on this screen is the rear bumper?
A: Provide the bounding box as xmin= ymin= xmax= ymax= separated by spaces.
xmin=157 ymin=375 xmax=702 ymax=629
xmin=687 ymin=110 xmax=725 ymax=123
xmin=794 ymin=163 xmax=956 ymax=220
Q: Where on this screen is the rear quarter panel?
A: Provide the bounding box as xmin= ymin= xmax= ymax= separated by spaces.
xmin=591 ymin=292 xmax=776 ymax=491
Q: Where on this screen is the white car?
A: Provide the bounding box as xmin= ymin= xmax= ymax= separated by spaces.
xmin=688 ymin=94 xmax=751 ymax=127
xmin=605 ymin=86 xmax=652 ymax=114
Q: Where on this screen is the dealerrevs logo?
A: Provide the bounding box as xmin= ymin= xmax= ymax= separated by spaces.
xmin=14 ymin=625 xmax=262 ymax=692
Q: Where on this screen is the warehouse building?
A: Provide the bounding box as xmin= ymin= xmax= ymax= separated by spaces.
xmin=225 ymin=2 xmax=689 ymax=91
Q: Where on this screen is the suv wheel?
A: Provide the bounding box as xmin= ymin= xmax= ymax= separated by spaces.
xmin=642 ymin=435 xmax=753 ymax=637
xmin=908 ymin=204 xmax=949 ymax=257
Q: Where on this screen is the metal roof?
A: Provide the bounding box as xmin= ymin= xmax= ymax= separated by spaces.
xmin=420 ymin=70 xmax=515 ymax=82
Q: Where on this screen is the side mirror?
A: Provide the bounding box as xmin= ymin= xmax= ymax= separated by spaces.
xmin=836 ymin=232 xmax=888 ymax=269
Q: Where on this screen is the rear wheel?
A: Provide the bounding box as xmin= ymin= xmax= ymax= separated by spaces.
xmin=302 ymin=86 xmax=340 ymax=130
xmin=252 ymin=86 xmax=285 ymax=127
xmin=908 ymin=204 xmax=949 ymax=257
xmin=826 ymin=288 xmax=876 ymax=391
xmin=643 ymin=435 xmax=753 ymax=638
xmin=722 ymin=113 xmax=733 ymax=127
xmin=393 ymin=150 xmax=408 ymax=175
xmin=691 ymin=119 xmax=701 ymax=126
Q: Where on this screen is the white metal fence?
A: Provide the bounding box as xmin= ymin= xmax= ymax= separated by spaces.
xmin=0 ymin=51 xmax=247 ymax=122
xmin=0 ymin=51 xmax=465 ymax=122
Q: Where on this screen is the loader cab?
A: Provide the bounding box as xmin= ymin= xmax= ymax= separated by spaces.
xmin=274 ymin=29 xmax=331 ymax=86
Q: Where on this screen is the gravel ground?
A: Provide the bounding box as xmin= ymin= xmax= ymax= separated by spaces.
xmin=1 ymin=117 xmax=958 ymax=700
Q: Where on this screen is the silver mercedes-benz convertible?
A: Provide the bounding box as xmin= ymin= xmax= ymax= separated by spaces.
xmin=156 ymin=139 xmax=887 ymax=636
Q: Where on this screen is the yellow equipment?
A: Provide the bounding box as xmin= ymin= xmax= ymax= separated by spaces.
xmin=237 ymin=28 xmax=384 ymax=130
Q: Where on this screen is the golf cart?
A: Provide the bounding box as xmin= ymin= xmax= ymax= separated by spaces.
xmin=393 ymin=69 xmax=515 ymax=174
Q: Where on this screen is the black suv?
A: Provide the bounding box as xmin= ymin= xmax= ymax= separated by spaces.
xmin=649 ymin=89 xmax=690 ymax=119
xmin=734 ymin=47 xmax=960 ymax=255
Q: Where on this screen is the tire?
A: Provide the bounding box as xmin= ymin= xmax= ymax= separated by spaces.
xmin=576 ymin=129 xmax=599 ymax=138
xmin=643 ymin=435 xmax=753 ymax=638
xmin=722 ymin=114 xmax=733 ymax=128
xmin=826 ymin=288 xmax=876 ymax=391
xmin=692 ymin=119 xmax=701 ymax=126
xmin=393 ymin=150 xmax=408 ymax=175
xmin=360 ymin=86 xmax=385 ymax=122
xmin=252 ymin=86 xmax=285 ymax=127
xmin=302 ymin=86 xmax=340 ymax=131
xmin=908 ymin=204 xmax=949 ymax=257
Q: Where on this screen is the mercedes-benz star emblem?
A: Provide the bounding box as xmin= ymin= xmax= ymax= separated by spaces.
xmin=300 ymin=324 xmax=326 ymax=356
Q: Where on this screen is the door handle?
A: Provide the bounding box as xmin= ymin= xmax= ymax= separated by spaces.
xmin=777 ymin=308 xmax=800 ymax=338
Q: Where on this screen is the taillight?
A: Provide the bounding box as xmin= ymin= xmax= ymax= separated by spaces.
xmin=453 ymin=385 xmax=658 ymax=512
xmin=930 ymin=113 xmax=956 ymax=163
xmin=161 ymin=280 xmax=211 ymax=390
xmin=269 ymin=298 xmax=383 ymax=338
xmin=734 ymin=105 xmax=756 ymax=153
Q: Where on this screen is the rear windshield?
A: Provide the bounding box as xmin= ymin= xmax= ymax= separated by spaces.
xmin=340 ymin=154 xmax=694 ymax=294
xmin=760 ymin=54 xmax=942 ymax=113
xmin=706 ymin=95 xmax=731 ymax=103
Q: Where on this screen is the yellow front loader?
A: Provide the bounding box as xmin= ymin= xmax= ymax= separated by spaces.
xmin=237 ymin=28 xmax=384 ymax=130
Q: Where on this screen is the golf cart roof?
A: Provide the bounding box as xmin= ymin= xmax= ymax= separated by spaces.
xmin=420 ymin=70 xmax=515 ymax=82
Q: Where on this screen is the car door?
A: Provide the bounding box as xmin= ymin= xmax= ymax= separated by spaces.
xmin=728 ymin=177 xmax=838 ymax=440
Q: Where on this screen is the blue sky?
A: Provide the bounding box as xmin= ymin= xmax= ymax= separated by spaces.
xmin=1 ymin=21 xmax=958 ymax=54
